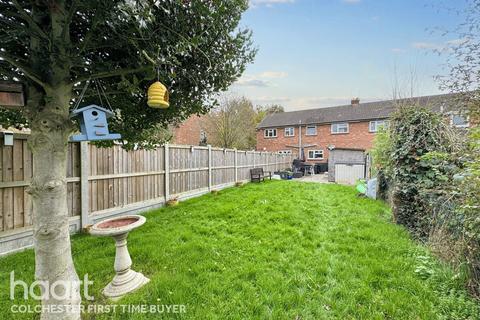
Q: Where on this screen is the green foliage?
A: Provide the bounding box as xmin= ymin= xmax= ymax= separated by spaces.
xmin=456 ymin=126 xmax=480 ymax=294
xmin=370 ymin=127 xmax=392 ymax=177
xmin=0 ymin=108 xmax=27 ymax=130
xmin=0 ymin=0 xmax=256 ymax=147
xmin=388 ymin=106 xmax=458 ymax=239
xmin=372 ymin=102 xmax=480 ymax=297
xmin=0 ymin=181 xmax=478 ymax=319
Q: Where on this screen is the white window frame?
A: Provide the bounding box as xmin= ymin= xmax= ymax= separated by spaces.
xmin=264 ymin=128 xmax=277 ymax=138
xmin=284 ymin=127 xmax=295 ymax=137
xmin=369 ymin=120 xmax=389 ymax=133
xmin=450 ymin=114 xmax=469 ymax=128
xmin=278 ymin=150 xmax=292 ymax=155
xmin=307 ymin=150 xmax=324 ymax=160
xmin=305 ymin=125 xmax=317 ymax=136
xmin=331 ymin=122 xmax=349 ymax=134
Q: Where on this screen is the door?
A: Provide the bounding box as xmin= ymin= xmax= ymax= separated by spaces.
xmin=335 ymin=164 xmax=365 ymax=185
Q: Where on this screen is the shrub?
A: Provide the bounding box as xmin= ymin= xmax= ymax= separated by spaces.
xmin=371 ymin=103 xmax=480 ymax=297
xmin=371 ymin=128 xmax=393 ymax=202
xmin=389 ymin=106 xmax=459 ymax=239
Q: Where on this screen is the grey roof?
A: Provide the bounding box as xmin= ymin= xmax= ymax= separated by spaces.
xmin=70 ymin=104 xmax=114 ymax=117
xmin=258 ymin=93 xmax=459 ymax=128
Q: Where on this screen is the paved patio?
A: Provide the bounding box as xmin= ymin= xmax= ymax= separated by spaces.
xmin=295 ymin=173 xmax=330 ymax=184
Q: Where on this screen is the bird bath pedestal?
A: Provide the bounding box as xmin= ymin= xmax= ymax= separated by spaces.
xmin=90 ymin=215 xmax=150 ymax=300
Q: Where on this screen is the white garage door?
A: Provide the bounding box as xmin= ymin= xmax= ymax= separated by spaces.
xmin=335 ymin=164 xmax=365 ymax=185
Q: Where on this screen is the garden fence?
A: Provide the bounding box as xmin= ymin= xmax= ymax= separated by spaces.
xmin=0 ymin=135 xmax=293 ymax=255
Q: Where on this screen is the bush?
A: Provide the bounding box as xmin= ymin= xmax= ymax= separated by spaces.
xmin=371 ymin=104 xmax=480 ymax=298
xmin=389 ymin=106 xmax=458 ymax=239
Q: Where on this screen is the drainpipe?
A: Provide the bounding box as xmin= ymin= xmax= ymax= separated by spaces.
xmin=298 ymin=123 xmax=302 ymax=159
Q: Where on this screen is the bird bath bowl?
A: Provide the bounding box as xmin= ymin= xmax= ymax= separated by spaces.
xmin=90 ymin=215 xmax=149 ymax=300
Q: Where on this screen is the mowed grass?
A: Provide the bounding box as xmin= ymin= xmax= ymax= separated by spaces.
xmin=0 ymin=181 xmax=478 ymax=319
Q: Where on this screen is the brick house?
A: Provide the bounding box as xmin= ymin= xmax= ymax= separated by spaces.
xmin=171 ymin=115 xmax=208 ymax=146
xmin=256 ymin=94 xmax=468 ymax=163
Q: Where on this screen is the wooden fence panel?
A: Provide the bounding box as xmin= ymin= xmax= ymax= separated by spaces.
xmin=88 ymin=144 xmax=166 ymax=215
xmin=0 ymin=136 xmax=294 ymax=238
xmin=0 ymin=139 xmax=80 ymax=232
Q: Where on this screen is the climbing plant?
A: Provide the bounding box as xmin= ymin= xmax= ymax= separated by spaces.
xmin=388 ymin=106 xmax=458 ymax=238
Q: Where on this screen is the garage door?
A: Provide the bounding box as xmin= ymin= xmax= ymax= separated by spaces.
xmin=335 ymin=164 xmax=365 ymax=185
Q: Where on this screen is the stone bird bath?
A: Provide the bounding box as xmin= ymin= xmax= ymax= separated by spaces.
xmin=90 ymin=215 xmax=149 ymax=300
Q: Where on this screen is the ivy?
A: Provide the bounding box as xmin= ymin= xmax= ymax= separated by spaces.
xmin=372 ymin=104 xmax=480 ymax=297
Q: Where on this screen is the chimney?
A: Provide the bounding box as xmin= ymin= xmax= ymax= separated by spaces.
xmin=351 ymin=98 xmax=360 ymax=106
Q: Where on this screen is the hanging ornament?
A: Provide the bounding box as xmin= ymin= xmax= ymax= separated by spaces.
xmin=147 ymin=81 xmax=169 ymax=109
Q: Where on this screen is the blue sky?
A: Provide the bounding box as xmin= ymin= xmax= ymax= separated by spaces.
xmin=228 ymin=0 xmax=470 ymax=111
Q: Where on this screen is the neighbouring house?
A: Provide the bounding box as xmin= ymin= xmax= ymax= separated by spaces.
xmin=256 ymin=93 xmax=469 ymax=164
xmin=171 ymin=115 xmax=208 ymax=146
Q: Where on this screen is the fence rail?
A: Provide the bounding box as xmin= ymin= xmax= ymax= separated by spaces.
xmin=0 ymin=136 xmax=293 ymax=255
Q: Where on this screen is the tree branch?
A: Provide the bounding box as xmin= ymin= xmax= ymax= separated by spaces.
xmin=0 ymin=53 xmax=48 ymax=88
xmin=11 ymin=0 xmax=50 ymax=41
xmin=73 ymin=66 xmax=151 ymax=84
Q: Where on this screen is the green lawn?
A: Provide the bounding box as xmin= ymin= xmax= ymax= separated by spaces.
xmin=0 ymin=181 xmax=478 ymax=319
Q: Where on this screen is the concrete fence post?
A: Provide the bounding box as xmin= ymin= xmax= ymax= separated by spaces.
xmin=208 ymin=145 xmax=212 ymax=190
xmin=275 ymin=153 xmax=277 ymax=172
xmin=80 ymin=141 xmax=91 ymax=229
xmin=164 ymin=143 xmax=170 ymax=201
xmin=234 ymin=149 xmax=238 ymax=183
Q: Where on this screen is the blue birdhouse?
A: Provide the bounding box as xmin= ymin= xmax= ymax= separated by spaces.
xmin=70 ymin=104 xmax=121 ymax=142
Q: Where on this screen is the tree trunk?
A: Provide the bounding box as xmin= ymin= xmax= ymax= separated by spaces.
xmin=28 ymin=87 xmax=81 ymax=320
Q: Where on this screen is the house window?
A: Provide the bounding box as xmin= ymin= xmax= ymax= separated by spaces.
xmin=305 ymin=125 xmax=317 ymax=136
xmin=284 ymin=127 xmax=295 ymax=137
xmin=307 ymin=150 xmax=324 ymax=160
xmin=331 ymin=122 xmax=349 ymax=134
xmin=278 ymin=150 xmax=292 ymax=155
xmin=264 ymin=128 xmax=277 ymax=138
xmin=369 ymin=120 xmax=389 ymax=132
xmin=450 ymin=114 xmax=469 ymax=128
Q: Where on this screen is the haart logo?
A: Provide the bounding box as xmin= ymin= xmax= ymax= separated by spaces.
xmin=9 ymin=271 xmax=94 ymax=301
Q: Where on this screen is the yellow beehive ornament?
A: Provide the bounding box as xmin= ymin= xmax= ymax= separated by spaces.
xmin=147 ymin=81 xmax=169 ymax=108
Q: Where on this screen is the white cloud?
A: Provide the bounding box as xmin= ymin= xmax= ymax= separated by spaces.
xmin=411 ymin=42 xmax=441 ymax=50
xmin=252 ymin=96 xmax=381 ymax=111
xmin=446 ymin=38 xmax=469 ymax=46
xmin=250 ymin=0 xmax=295 ymax=8
xmin=233 ymin=71 xmax=288 ymax=87
xmin=258 ymin=71 xmax=288 ymax=79
xmin=253 ymin=96 xmax=292 ymax=104
xmin=411 ymin=38 xmax=468 ymax=51
xmin=235 ymin=79 xmax=270 ymax=87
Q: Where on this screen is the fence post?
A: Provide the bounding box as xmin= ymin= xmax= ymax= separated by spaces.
xmin=274 ymin=153 xmax=277 ymax=172
xmin=208 ymin=145 xmax=212 ymax=190
xmin=80 ymin=141 xmax=91 ymax=229
xmin=234 ymin=149 xmax=238 ymax=183
xmin=253 ymin=151 xmax=255 ymax=168
xmin=164 ymin=143 xmax=170 ymax=201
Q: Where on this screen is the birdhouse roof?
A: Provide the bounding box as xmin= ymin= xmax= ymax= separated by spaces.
xmin=70 ymin=104 xmax=114 ymax=117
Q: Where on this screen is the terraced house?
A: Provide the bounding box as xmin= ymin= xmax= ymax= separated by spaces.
xmin=256 ymin=93 xmax=468 ymax=163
